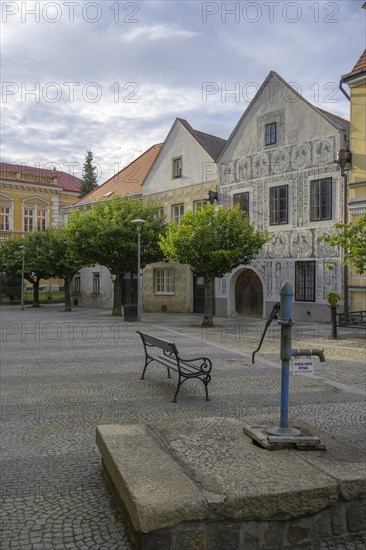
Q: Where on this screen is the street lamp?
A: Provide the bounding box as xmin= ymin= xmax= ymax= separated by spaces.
xmin=20 ymin=245 xmax=25 ymax=311
xmin=131 ymin=219 xmax=146 ymax=322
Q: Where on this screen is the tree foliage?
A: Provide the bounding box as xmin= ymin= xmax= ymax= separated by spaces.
xmin=66 ymin=197 xmax=166 ymax=316
xmin=0 ymin=233 xmax=52 ymax=307
xmin=323 ymin=214 xmax=366 ymax=274
xmin=160 ymin=204 xmax=269 ymax=326
xmin=46 ymin=227 xmax=85 ymax=311
xmin=79 ymin=150 xmax=98 ymax=198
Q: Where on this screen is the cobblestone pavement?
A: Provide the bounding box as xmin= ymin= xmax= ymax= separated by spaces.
xmin=1 ymin=305 xmax=365 ymax=549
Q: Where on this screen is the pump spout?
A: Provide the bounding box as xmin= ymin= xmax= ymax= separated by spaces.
xmin=313 ymin=349 xmax=326 ymax=363
xmin=288 ymin=348 xmax=325 ymax=362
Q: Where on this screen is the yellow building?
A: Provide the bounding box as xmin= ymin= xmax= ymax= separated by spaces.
xmin=0 ymin=162 xmax=82 ymax=239
xmin=341 ymin=49 xmax=366 ymax=310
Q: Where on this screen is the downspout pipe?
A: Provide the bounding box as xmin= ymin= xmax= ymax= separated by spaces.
xmin=337 ymin=76 xmax=350 ymax=313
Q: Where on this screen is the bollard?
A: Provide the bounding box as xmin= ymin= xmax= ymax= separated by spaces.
xmin=267 ymin=282 xmax=325 ymax=437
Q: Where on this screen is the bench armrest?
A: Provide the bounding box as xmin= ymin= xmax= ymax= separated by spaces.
xmin=175 ymin=355 xmax=212 ymax=374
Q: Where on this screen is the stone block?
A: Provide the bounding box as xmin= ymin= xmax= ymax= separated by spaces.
xmin=174 ymin=528 xmax=206 ymax=550
xmin=263 ymin=523 xmax=286 ymax=549
xmin=141 ymin=530 xmax=172 ymax=550
xmin=287 ymin=518 xmax=312 ymax=545
xmin=347 ymin=500 xmax=366 ymax=532
xmin=241 ymin=522 xmax=262 ymax=550
xmin=312 ymin=509 xmax=332 ymax=539
xmin=206 ymin=522 xmax=240 ymax=550
xmin=331 ymin=503 xmax=347 ymax=536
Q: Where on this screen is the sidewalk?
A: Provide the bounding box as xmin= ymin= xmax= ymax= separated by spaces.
xmin=1 ymin=304 xmax=365 ymax=549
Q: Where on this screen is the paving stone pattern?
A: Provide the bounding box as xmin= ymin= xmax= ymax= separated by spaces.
xmin=1 ymin=305 xmax=365 ymax=549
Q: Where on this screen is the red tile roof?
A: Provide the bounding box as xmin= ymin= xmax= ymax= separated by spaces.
xmin=0 ymin=162 xmax=82 ymax=193
xmin=342 ymin=49 xmax=366 ymax=82
xmin=351 ymin=49 xmax=366 ymax=73
xmin=75 ymin=144 xmax=163 ymax=206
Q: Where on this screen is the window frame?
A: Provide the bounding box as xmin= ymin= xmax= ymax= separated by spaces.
xmin=154 ymin=268 xmax=174 ymax=295
xmin=22 ymin=203 xmax=49 ymax=232
xmin=265 ymin=122 xmax=277 ymax=146
xmin=92 ymin=272 xmax=101 ymax=294
xmin=172 ymin=156 xmax=183 ymax=179
xmin=233 ymin=191 xmax=250 ymax=218
xmin=154 ymin=207 xmax=165 ymax=219
xmin=194 ymin=199 xmax=208 ymax=212
xmin=310 ymin=177 xmax=332 ymax=221
xmin=269 ymin=184 xmax=288 ymax=225
xmin=295 ymin=261 xmax=316 ymax=302
xmin=74 ymin=274 xmax=81 ymax=294
xmin=0 ymin=205 xmax=11 ymax=232
xmin=172 ymin=203 xmax=184 ymax=223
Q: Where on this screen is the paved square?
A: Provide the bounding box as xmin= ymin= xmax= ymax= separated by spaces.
xmin=1 ymin=305 xmax=365 ymax=549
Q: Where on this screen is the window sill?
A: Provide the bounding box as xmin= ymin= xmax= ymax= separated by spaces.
xmin=154 ymin=292 xmax=175 ymax=296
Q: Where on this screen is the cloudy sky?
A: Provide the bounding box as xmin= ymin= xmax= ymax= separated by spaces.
xmin=1 ymin=0 xmax=365 ymax=182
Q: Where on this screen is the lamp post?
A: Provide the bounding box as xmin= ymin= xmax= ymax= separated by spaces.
xmin=20 ymin=245 xmax=25 ymax=311
xmin=131 ymin=219 xmax=146 ymax=322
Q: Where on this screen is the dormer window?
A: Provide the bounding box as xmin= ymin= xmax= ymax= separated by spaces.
xmin=265 ymin=122 xmax=277 ymax=146
xmin=173 ymin=157 xmax=182 ymax=178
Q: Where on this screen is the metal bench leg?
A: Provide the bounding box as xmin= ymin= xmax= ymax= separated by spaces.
xmin=172 ymin=376 xmax=183 ymax=403
xmin=140 ymin=358 xmax=153 ymax=380
xmin=167 ymin=367 xmax=171 ymax=378
xmin=203 ymin=376 xmax=211 ymax=401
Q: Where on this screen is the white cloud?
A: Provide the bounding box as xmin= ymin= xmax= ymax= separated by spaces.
xmin=121 ymin=24 xmax=197 ymax=42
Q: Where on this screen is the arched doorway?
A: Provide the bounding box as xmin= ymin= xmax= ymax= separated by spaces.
xmin=235 ymin=269 xmax=263 ymax=317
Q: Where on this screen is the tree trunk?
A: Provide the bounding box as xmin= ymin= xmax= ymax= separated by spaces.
xmin=112 ymin=273 xmax=123 ymax=316
xmin=64 ymin=279 xmax=72 ymax=312
xmin=32 ymin=280 xmax=40 ymax=308
xmin=202 ymin=273 xmax=214 ymax=327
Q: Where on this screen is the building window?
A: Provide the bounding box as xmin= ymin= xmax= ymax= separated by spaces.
xmin=172 ymin=157 xmax=183 ymax=178
xmin=194 ymin=200 xmax=208 ymax=212
xmin=172 ymin=203 xmax=184 ymax=223
xmin=155 ymin=269 xmax=174 ymax=294
xmin=74 ymin=274 xmax=81 ymax=294
xmin=23 ymin=208 xmax=34 ymax=232
xmin=0 ymin=206 xmax=11 ymax=231
xmin=265 ymin=122 xmax=277 ymax=146
xmin=37 ymin=208 xmax=47 ymax=230
xmin=269 ymin=185 xmax=288 ymax=225
xmin=155 ymin=207 xmax=164 ymax=218
xmin=92 ymin=272 xmax=100 ymax=294
xmin=295 ymin=261 xmax=316 ymax=302
xmin=310 ymin=178 xmax=332 ymax=221
xmin=23 ymin=204 xmax=49 ymax=232
xmin=233 ymin=192 xmax=250 ymax=218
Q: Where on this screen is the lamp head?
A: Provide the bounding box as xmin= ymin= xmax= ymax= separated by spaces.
xmin=131 ymin=218 xmax=146 ymax=229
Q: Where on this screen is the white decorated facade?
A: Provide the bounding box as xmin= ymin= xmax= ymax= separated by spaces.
xmin=215 ymin=72 xmax=350 ymax=322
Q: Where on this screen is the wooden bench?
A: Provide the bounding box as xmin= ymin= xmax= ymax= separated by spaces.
xmin=137 ymin=331 xmax=212 ymax=403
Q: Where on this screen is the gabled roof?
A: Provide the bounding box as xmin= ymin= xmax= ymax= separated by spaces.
xmin=143 ymin=118 xmax=226 ymax=185
xmin=177 ymin=118 xmax=226 ymax=160
xmin=0 ymin=161 xmax=82 ymax=193
xmin=75 ymin=143 xmax=162 ymax=206
xmin=342 ymin=49 xmax=366 ymax=83
xmin=316 ymin=108 xmax=349 ymax=130
xmin=217 ymin=71 xmax=349 ymax=162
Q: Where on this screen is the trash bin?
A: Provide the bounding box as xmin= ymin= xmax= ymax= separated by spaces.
xmin=124 ymin=305 xmax=138 ymax=322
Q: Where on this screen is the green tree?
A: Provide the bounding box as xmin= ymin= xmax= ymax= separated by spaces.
xmin=0 ymin=233 xmax=52 ymax=307
xmin=47 ymin=227 xmax=85 ymax=312
xmin=66 ymin=197 xmax=166 ymax=316
xmin=323 ymin=214 xmax=366 ymax=274
xmin=79 ymin=150 xmax=98 ymax=198
xmin=160 ymin=204 xmax=269 ymax=326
